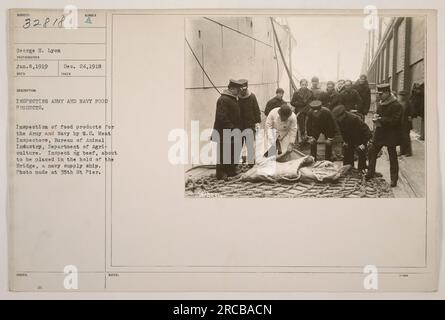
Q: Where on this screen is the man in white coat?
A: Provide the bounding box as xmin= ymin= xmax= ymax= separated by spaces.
xmin=264 ymin=104 xmax=298 ymax=157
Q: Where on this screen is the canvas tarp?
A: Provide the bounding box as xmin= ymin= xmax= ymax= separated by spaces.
xmin=241 ymin=150 xmax=351 ymax=183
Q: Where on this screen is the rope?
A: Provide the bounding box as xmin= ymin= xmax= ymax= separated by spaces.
xmin=185 ymin=81 xmax=278 ymax=91
xmin=185 ymin=38 xmax=221 ymax=95
xmin=270 ymin=18 xmax=298 ymax=93
xmin=272 ymin=21 xmax=280 ymax=87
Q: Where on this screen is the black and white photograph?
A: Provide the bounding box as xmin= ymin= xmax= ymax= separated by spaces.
xmin=185 ymin=15 xmax=426 ymax=198
xmin=3 ymin=4 xmax=441 ymax=295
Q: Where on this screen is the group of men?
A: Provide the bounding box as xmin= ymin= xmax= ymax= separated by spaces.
xmin=212 ymin=75 xmax=416 ymax=187
xmin=212 ymin=79 xmax=261 ymax=180
xmin=263 ymin=76 xmax=372 ymax=165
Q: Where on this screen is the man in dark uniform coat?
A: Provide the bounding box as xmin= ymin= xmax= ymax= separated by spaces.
xmin=340 ymin=80 xmax=364 ymax=118
xmin=397 ymin=90 xmax=414 ymax=156
xmin=290 ymin=79 xmax=314 ymax=142
xmin=212 ymin=79 xmax=243 ymax=180
xmin=310 ymin=76 xmax=329 ymax=104
xmin=306 ymin=100 xmax=337 ymax=161
xmin=325 ymin=81 xmax=342 ymax=110
xmin=238 ymin=79 xmax=261 ymax=131
xmin=265 ymin=88 xmax=285 ymax=116
xmin=332 ymin=105 xmax=372 ymax=171
xmin=354 ymin=75 xmax=371 ymax=116
xmin=410 ymin=82 xmax=425 ymax=140
xmin=238 ymin=79 xmax=261 ymax=164
xmin=366 ymin=83 xmax=403 ymax=187
xmin=325 ymin=80 xmax=344 ymax=160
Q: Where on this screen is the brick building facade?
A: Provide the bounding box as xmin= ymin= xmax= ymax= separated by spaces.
xmin=365 ymin=17 xmax=425 ymax=135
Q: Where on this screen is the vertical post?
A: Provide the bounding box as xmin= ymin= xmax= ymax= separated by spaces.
xmin=270 ymin=18 xmax=297 ymax=93
xmin=391 ymin=22 xmax=398 ymax=91
xmin=378 ymin=17 xmax=383 ymax=43
xmin=336 ymin=51 xmax=340 ymax=81
xmin=272 ymin=26 xmax=280 ymax=88
xmin=403 ymin=17 xmax=412 ymax=91
xmin=385 ymin=41 xmax=390 ymax=82
xmin=376 ymin=53 xmax=380 ymax=85
xmin=288 ymin=29 xmax=293 ymax=99
xmin=366 ymin=31 xmax=371 ymax=70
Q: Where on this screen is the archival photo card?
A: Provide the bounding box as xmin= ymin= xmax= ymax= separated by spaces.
xmin=7 ymin=8 xmax=439 ymax=292
xmin=184 ymin=15 xmax=427 ymax=199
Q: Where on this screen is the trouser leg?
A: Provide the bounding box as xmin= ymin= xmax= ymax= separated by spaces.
xmin=325 ymin=141 xmax=332 ymax=161
xmin=225 ymin=143 xmax=236 ymax=176
xmin=216 ymin=142 xmax=226 ymax=179
xmin=227 ymin=140 xmax=242 ymax=176
xmin=215 ymin=164 xmax=225 ymax=179
xmin=407 ymin=135 xmax=413 ymax=155
xmin=401 ymin=130 xmax=412 ymax=155
xmin=343 ymin=144 xmax=354 ymax=167
xmin=357 ymin=145 xmax=368 ymax=170
xmin=367 ymin=143 xmax=383 ymax=177
xmin=220 ymin=141 xmax=234 ymax=176
xmin=297 ymin=113 xmax=306 ymax=141
xmin=230 ymin=135 xmax=244 ymax=175
xmin=332 ymin=132 xmax=344 ymax=160
xmin=310 ymin=137 xmax=318 ymax=161
xmin=420 ymin=117 xmax=425 ymax=141
xmin=387 ymin=146 xmax=399 ymax=183
xmin=241 ymin=136 xmax=247 ymax=163
xmin=399 ymin=134 xmax=406 ymax=155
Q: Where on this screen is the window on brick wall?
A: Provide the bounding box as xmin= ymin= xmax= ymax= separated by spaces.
xmin=396 ymin=19 xmax=406 ymax=73
xmin=409 ymin=17 xmax=425 ymax=66
xmin=410 ymin=60 xmax=424 ymax=91
xmin=388 ymin=37 xmax=394 ymax=77
xmin=380 ymin=53 xmax=385 ymax=83
xmin=383 ymin=47 xmax=387 ymax=81
xmin=396 ymin=70 xmax=404 ymax=92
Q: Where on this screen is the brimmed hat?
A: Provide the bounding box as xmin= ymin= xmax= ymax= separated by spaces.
xmin=309 ymin=100 xmax=322 ymax=108
xmin=376 ymin=83 xmax=391 ymax=93
xmin=228 ymin=79 xmax=244 ymax=88
xmin=238 ymin=79 xmax=248 ymax=87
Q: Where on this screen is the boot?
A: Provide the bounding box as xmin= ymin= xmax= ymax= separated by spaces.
xmin=365 ymin=173 xmax=374 ymax=181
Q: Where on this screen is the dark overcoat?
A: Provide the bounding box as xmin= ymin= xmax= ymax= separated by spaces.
xmin=325 ymin=89 xmax=342 ymax=110
xmin=311 ymin=87 xmax=329 ymax=105
xmin=337 ymin=112 xmax=372 ymax=146
xmin=372 ymin=96 xmax=403 ymax=147
xmin=239 ymin=91 xmax=261 ymax=130
xmin=354 ymin=81 xmax=371 ymax=114
xmin=290 ymin=88 xmax=314 ymax=114
xmin=212 ymin=90 xmax=241 ymax=142
xmin=340 ymin=88 xmax=364 ymax=114
xmin=306 ymin=107 xmax=338 ymax=139
xmin=264 ymin=96 xmax=284 ymax=116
